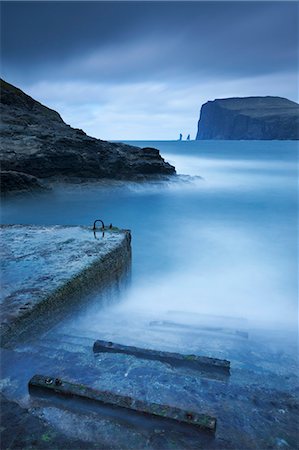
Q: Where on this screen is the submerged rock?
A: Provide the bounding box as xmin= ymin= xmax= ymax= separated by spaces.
xmin=0 ymin=79 xmax=175 ymax=193
xmin=196 ymin=97 xmax=299 ymax=140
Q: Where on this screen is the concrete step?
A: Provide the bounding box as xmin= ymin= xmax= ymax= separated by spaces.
xmin=149 ymin=320 xmax=248 ymax=339
xmin=15 ymin=337 xmax=92 ymax=360
xmin=46 ymin=332 xmax=95 ymax=348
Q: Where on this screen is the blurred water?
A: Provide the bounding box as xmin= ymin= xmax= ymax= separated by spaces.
xmin=1 ymin=140 xmax=299 ymax=449
xmin=1 ymin=140 xmax=298 ymax=330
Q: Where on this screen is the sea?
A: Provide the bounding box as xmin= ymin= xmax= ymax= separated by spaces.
xmin=1 ymin=140 xmax=298 ymax=448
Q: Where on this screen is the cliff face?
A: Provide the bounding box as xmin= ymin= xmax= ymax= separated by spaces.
xmin=196 ymin=97 xmax=299 ymax=140
xmin=0 ymin=79 xmax=175 ymax=192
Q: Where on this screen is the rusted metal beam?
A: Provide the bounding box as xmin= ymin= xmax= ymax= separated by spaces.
xmin=93 ymin=339 xmax=230 ymax=371
xmin=28 ymin=375 xmax=217 ymax=432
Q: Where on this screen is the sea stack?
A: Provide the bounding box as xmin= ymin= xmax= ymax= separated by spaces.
xmin=196 ymin=96 xmax=299 ymax=140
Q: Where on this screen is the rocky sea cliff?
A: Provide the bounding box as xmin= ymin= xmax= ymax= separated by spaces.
xmin=196 ymin=96 xmax=299 ymax=140
xmin=0 ymin=79 xmax=175 ymax=194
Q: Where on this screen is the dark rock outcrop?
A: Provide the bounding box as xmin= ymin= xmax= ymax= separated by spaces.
xmin=0 ymin=79 xmax=175 ymax=190
xmin=196 ymin=97 xmax=299 ymax=140
xmin=0 ymin=170 xmax=48 ymax=195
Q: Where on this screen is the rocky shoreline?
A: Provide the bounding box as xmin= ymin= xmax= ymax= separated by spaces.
xmin=0 ymin=79 xmax=176 ymax=194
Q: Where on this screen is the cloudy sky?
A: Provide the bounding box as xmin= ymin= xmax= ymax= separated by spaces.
xmin=1 ymin=1 xmax=298 ymax=140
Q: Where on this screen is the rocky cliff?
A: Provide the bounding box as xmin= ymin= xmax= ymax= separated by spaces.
xmin=196 ymin=97 xmax=299 ymax=140
xmin=0 ymin=79 xmax=175 ymax=193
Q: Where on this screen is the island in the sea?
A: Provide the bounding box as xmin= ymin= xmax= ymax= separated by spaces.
xmin=0 ymin=79 xmax=175 ymax=194
xmin=196 ymin=96 xmax=299 ymax=140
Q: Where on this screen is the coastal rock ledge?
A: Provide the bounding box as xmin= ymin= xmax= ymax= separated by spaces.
xmin=0 ymin=79 xmax=175 ymax=192
xmin=196 ymin=97 xmax=299 ymax=140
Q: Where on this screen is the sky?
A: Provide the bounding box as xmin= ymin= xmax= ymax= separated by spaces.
xmin=1 ymin=1 xmax=299 ymax=140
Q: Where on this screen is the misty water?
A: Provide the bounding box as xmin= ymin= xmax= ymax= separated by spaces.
xmin=2 ymin=140 xmax=297 ymax=330
xmin=1 ymin=140 xmax=298 ymax=448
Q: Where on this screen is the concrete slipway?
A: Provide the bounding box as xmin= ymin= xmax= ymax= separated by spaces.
xmin=1 ymin=225 xmax=298 ymax=449
xmin=0 ymin=225 xmax=224 ymax=448
xmin=0 ymin=224 xmax=131 ymax=347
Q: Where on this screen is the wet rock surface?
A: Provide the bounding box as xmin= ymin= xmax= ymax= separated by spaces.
xmin=0 ymin=79 xmax=175 ymax=193
xmin=0 ymin=394 xmax=96 ymax=450
xmin=196 ymin=97 xmax=299 ymax=140
xmin=0 ymin=225 xmax=131 ymax=347
xmin=0 ymin=170 xmax=48 ymax=195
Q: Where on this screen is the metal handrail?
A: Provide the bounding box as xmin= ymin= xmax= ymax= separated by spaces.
xmin=93 ymin=219 xmax=105 ymax=230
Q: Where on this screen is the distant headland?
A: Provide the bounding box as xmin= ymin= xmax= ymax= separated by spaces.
xmin=196 ymin=96 xmax=299 ymax=140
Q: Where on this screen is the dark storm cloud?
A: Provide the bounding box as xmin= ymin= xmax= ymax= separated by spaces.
xmin=1 ymin=1 xmax=298 ymax=83
xmin=1 ymin=1 xmax=298 ymax=139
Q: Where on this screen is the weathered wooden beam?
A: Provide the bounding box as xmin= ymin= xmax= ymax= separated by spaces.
xmin=29 ymin=375 xmax=217 ymax=432
xmin=93 ymin=339 xmax=230 ymax=371
xmin=149 ymin=320 xmax=248 ymax=339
